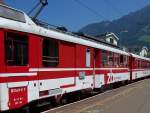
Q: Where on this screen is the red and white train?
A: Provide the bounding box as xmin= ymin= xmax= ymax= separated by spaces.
xmin=0 ymin=4 xmax=150 ymax=112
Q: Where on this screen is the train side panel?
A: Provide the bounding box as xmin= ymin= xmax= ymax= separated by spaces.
xmin=131 ymin=55 xmax=150 ymax=80
xmin=94 ymin=50 xmax=130 ymax=89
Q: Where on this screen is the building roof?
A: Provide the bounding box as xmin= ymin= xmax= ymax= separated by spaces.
xmin=95 ymin=32 xmax=119 ymax=40
xmin=142 ymin=46 xmax=148 ymax=51
xmin=106 ymin=32 xmax=119 ymax=40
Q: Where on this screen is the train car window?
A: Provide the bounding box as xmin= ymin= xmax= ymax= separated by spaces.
xmin=102 ymin=50 xmax=108 ymax=67
xmin=138 ymin=60 xmax=140 ymax=68
xmin=123 ymin=56 xmax=128 ymax=67
xmin=0 ymin=5 xmax=26 ymax=23
xmin=42 ymin=38 xmax=59 ymax=67
xmin=134 ymin=59 xmax=137 ymax=68
xmin=141 ymin=61 xmax=144 ymax=68
xmin=146 ymin=62 xmax=148 ymax=68
xmin=114 ymin=53 xmax=119 ymax=67
xmin=5 ymin=32 xmax=28 ymax=66
xmin=86 ymin=48 xmax=91 ymax=67
xmin=144 ymin=61 xmax=146 ymax=68
xmin=120 ymin=55 xmax=124 ymax=65
xmin=140 ymin=60 xmax=142 ymax=68
xmin=5 ymin=37 xmax=13 ymax=63
xmin=108 ymin=52 xmax=114 ymax=66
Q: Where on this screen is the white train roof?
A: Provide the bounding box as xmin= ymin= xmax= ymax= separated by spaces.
xmin=131 ymin=53 xmax=150 ymax=61
xmin=0 ymin=4 xmax=146 ymax=57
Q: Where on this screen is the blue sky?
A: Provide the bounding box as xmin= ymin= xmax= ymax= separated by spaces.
xmin=5 ymin=0 xmax=150 ymax=31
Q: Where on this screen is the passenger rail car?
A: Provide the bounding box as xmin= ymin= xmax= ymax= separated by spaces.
xmin=130 ymin=54 xmax=150 ymax=80
xmin=0 ymin=4 xmax=150 ymax=112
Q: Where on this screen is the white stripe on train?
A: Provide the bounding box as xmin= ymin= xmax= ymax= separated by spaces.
xmin=29 ymin=68 xmax=129 ymax=72
xmin=0 ymin=72 xmax=37 ymax=77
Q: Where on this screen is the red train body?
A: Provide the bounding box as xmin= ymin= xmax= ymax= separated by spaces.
xmin=0 ymin=4 xmax=150 ymax=112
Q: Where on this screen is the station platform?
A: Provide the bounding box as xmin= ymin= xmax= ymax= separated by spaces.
xmin=43 ymin=78 xmax=150 ymax=113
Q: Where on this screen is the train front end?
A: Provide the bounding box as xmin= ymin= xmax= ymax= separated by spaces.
xmin=0 ymin=4 xmax=33 ymax=112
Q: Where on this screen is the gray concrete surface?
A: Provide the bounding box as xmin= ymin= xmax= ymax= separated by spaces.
xmin=43 ymin=78 xmax=150 ymax=113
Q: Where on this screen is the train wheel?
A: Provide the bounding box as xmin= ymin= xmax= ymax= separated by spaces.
xmin=21 ymin=107 xmax=30 ymax=113
xmin=60 ymin=96 xmax=68 ymax=105
xmin=100 ymin=85 xmax=106 ymax=92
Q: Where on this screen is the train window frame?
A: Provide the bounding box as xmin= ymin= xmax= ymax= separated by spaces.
xmin=0 ymin=5 xmax=26 ymax=23
xmin=120 ymin=54 xmax=124 ymax=66
xmin=123 ymin=55 xmax=128 ymax=67
xmin=42 ymin=38 xmax=59 ymax=67
xmin=86 ymin=48 xmax=91 ymax=67
xmin=102 ymin=50 xmax=108 ymax=67
xmin=5 ymin=32 xmax=28 ymax=66
xmin=108 ymin=52 xmax=114 ymax=67
xmin=138 ymin=60 xmax=140 ymax=68
xmin=114 ymin=53 xmax=119 ymax=67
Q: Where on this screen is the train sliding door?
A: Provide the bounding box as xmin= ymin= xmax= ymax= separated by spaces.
xmin=93 ymin=49 xmax=104 ymax=88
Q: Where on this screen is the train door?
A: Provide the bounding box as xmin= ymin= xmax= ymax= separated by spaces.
xmin=0 ymin=30 xmax=5 ymax=72
xmin=93 ymin=49 xmax=103 ymax=88
xmin=38 ymin=38 xmax=60 ymax=95
xmin=28 ymin=35 xmax=42 ymax=104
xmin=76 ymin=45 xmax=93 ymax=90
xmin=129 ymin=55 xmax=133 ymax=80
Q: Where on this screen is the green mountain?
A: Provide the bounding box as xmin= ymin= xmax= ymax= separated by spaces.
xmin=79 ymin=5 xmax=150 ymax=50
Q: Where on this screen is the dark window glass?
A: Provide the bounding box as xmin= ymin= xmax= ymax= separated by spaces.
xmin=86 ymin=48 xmax=90 ymax=67
xmin=108 ymin=52 xmax=114 ymax=66
xmin=110 ymin=38 xmax=114 ymax=44
xmin=123 ymin=56 xmax=128 ymax=67
xmin=42 ymin=38 xmax=59 ymax=67
xmin=114 ymin=53 xmax=119 ymax=67
xmin=120 ymin=55 xmax=124 ymax=65
xmin=5 ymin=32 xmax=28 ymax=66
xmin=102 ymin=50 xmax=108 ymax=67
xmin=0 ymin=5 xmax=25 ymax=22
